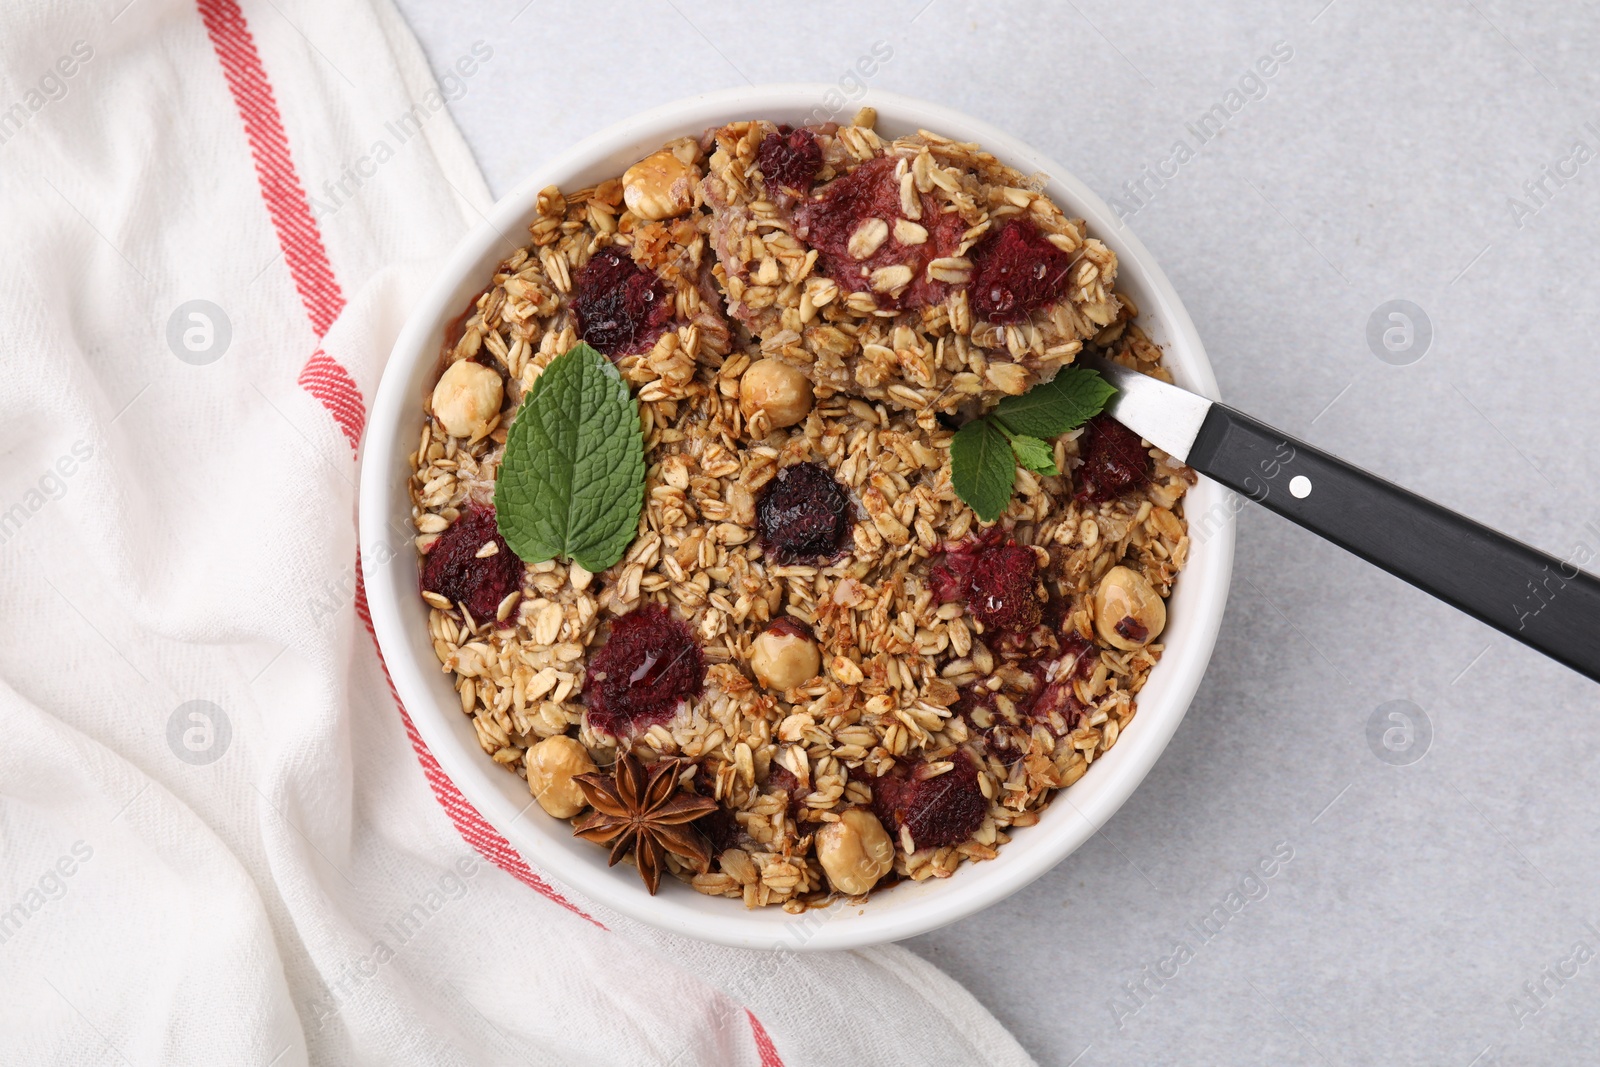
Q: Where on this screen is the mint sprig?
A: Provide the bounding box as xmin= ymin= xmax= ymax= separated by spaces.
xmin=494 ymin=343 xmax=645 ymax=574
xmin=948 ymin=366 xmax=1115 ymax=522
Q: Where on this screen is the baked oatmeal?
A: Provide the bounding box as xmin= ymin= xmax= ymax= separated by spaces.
xmin=409 ymin=110 xmax=1192 ymax=911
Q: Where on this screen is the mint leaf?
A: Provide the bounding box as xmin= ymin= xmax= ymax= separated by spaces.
xmin=990 ymin=367 xmax=1115 ymax=439
xmin=494 ymin=343 xmax=645 ymax=574
xmin=949 ymin=369 xmax=1115 ymax=517
xmin=1007 ymin=434 xmax=1059 ymax=476
xmin=950 ymin=418 xmax=1014 ymax=523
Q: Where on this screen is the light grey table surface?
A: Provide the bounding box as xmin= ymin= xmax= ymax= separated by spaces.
xmin=390 ymin=2 xmax=1600 ymax=1063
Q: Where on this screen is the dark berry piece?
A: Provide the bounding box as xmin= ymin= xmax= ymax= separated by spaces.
xmin=871 ymin=751 xmax=988 ymax=851
xmin=584 ymin=605 xmax=704 ymax=737
xmin=571 ymin=246 xmax=673 ymax=357
xmin=420 ymin=507 xmax=522 ymax=626
xmin=756 ymin=461 xmax=852 ymax=562
xmin=690 ymin=764 xmax=742 ymax=857
xmin=1075 ymin=414 xmax=1148 ymax=503
xmin=954 ymin=684 xmax=1026 ymax=765
xmin=930 ymin=530 xmax=1042 ymax=636
xmin=968 ymin=542 xmax=1044 ymax=634
xmin=766 ymin=764 xmax=809 ymax=821
xmin=756 ymin=127 xmax=822 ymax=193
xmin=968 ymin=219 xmax=1073 ymax=323
xmin=699 ymin=807 xmax=741 ymax=857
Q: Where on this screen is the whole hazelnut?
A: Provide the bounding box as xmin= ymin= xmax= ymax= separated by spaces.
xmin=1092 ymin=565 xmax=1166 ymax=651
xmin=622 ymin=149 xmax=696 ymax=221
xmin=749 ymin=619 xmax=821 ymax=692
xmin=431 ymin=359 xmax=503 ymax=440
xmin=739 ymin=359 xmax=814 ymax=430
xmin=525 ymin=736 xmax=597 ymax=819
xmin=816 ymin=808 xmax=895 ymax=895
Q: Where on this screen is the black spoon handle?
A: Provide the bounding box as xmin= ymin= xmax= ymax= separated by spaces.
xmin=1188 ymin=405 xmax=1600 ymax=683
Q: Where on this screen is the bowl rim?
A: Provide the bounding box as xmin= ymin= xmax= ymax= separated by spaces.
xmin=360 ymin=83 xmax=1235 ymax=950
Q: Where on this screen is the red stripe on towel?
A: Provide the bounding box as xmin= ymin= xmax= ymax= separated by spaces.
xmin=747 ymin=1010 xmax=785 ymax=1067
xmin=198 ymin=0 xmax=594 ymax=927
xmin=354 ymin=557 xmax=602 ymax=928
xmin=297 ymin=350 xmax=365 ymax=449
xmin=196 ymin=0 xmax=344 ymax=339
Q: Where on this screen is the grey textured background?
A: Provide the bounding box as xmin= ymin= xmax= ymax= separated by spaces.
xmin=391 ymin=2 xmax=1600 ymax=1063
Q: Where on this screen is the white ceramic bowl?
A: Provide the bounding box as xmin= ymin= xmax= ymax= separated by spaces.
xmin=361 ymin=85 xmax=1235 ymax=951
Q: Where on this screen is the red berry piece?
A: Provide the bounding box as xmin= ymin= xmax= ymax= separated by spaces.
xmin=792 ymin=156 xmax=966 ymax=310
xmin=420 ymin=507 xmax=522 ymax=626
xmin=968 ymin=218 xmax=1073 ymax=323
xmin=969 ymin=542 xmax=1044 ymax=634
xmin=928 ymin=530 xmax=987 ymax=602
xmin=584 ymin=605 xmax=704 ymax=737
xmin=756 ymin=127 xmax=822 ymax=194
xmin=1029 ymin=636 xmax=1096 ymax=733
xmin=794 ymin=157 xmax=901 ymax=255
xmin=871 ymin=751 xmax=988 ymax=851
xmin=756 ymin=461 xmax=852 ymax=562
xmin=930 ymin=530 xmax=1042 ymax=636
xmin=572 ymin=246 xmax=673 ymax=357
xmin=1075 ymin=414 xmax=1148 ymax=503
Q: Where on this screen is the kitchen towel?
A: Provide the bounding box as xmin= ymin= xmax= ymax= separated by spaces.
xmin=0 ymin=1 xmax=1037 ymax=1064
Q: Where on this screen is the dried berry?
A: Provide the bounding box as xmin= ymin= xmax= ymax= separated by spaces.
xmin=698 ymin=807 xmax=741 ymax=857
xmin=968 ymin=218 xmax=1073 ymax=323
xmin=958 ymin=641 xmax=1096 ymax=764
xmin=692 ymin=764 xmax=743 ymax=856
xmin=420 ymin=506 xmax=522 ymax=625
xmin=1028 ymin=636 xmax=1097 ymax=733
xmin=871 ymin=751 xmax=987 ymax=851
xmin=766 ymin=764 xmax=809 ymax=821
xmin=584 ymin=605 xmax=704 ymax=737
xmin=1075 ymin=414 xmax=1148 ymax=503
xmin=756 ymin=461 xmax=852 ymax=562
xmin=930 ymin=530 xmax=1042 ymax=635
xmin=755 ymin=127 xmax=822 ymax=193
xmin=792 ymin=156 xmax=965 ymax=309
xmin=954 ymin=684 xmax=1029 ymax=765
xmin=571 ymin=246 xmax=673 ymax=357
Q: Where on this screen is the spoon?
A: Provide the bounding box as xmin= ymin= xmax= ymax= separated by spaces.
xmin=1084 ymin=356 xmax=1600 ymax=683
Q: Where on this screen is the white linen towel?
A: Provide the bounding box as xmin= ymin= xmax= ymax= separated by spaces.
xmin=0 ymin=1 xmax=1038 ymax=1064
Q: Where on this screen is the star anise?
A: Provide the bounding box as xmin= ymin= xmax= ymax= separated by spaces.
xmin=572 ymin=753 xmax=717 ymax=894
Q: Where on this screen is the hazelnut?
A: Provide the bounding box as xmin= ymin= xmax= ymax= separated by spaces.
xmin=525 ymin=736 xmax=597 ymax=819
xmin=1092 ymin=565 xmax=1166 ymax=651
xmin=816 ymin=808 xmax=895 ymax=895
xmin=749 ymin=621 xmax=821 ymax=692
xmin=739 ymin=359 xmax=814 ymax=430
xmin=431 ymin=359 xmax=503 ymax=439
xmin=622 ymin=149 xmax=696 ymax=221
